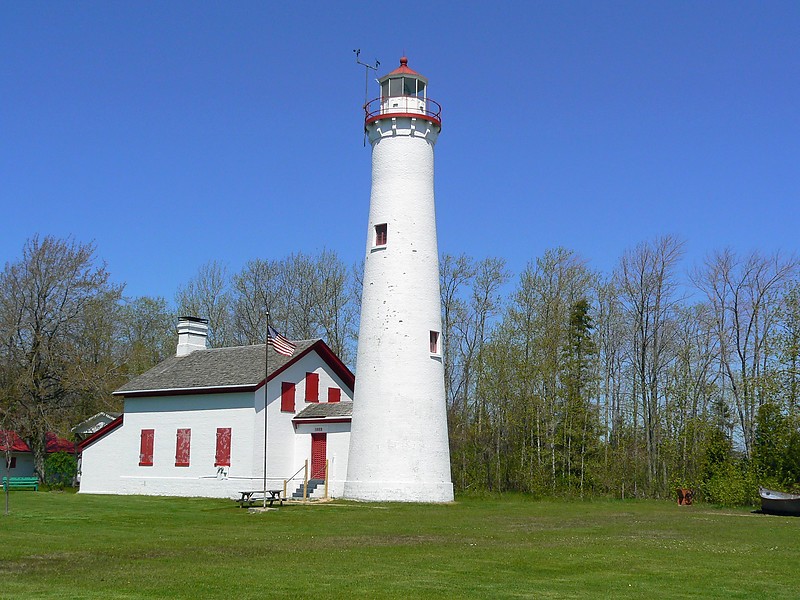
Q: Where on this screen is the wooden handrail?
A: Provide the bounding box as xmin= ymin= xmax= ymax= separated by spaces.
xmin=283 ymin=460 xmax=308 ymax=498
xmin=303 ymin=460 xmax=308 ymax=501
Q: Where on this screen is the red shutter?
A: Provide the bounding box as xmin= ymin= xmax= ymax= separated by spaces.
xmin=305 ymin=372 xmax=319 ymax=402
xmin=175 ymin=428 xmax=191 ymax=467
xmin=327 ymin=387 xmax=341 ymax=403
xmin=310 ymin=433 xmax=327 ymax=480
xmin=139 ymin=429 xmax=154 ymax=466
xmin=281 ymin=381 xmax=295 ymax=412
xmin=215 ymin=428 xmax=231 ymax=467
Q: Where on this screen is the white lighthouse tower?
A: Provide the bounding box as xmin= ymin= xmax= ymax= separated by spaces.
xmin=344 ymin=57 xmax=453 ymax=502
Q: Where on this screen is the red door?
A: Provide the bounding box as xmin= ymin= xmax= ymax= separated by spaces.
xmin=310 ymin=433 xmax=327 ymax=480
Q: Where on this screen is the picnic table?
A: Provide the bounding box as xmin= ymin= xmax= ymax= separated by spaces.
xmin=236 ymin=489 xmax=285 ymax=508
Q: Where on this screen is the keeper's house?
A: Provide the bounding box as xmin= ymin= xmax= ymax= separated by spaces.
xmin=78 ymin=317 xmax=354 ymax=499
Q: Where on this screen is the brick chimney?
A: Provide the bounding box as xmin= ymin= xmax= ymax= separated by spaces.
xmin=176 ymin=316 xmax=209 ymax=356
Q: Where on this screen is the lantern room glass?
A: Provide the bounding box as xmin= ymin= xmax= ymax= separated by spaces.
xmin=381 ymin=77 xmax=426 ymax=99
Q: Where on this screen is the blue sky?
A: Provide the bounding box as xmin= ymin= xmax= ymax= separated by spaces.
xmin=2 ymin=2 xmax=798 ymax=302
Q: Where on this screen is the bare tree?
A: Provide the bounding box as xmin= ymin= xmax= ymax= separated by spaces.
xmin=664 ymin=302 xmax=720 ymax=482
xmin=693 ymin=249 xmax=797 ymax=457
xmin=440 ymin=254 xmax=475 ymax=412
xmin=119 ymin=296 xmax=176 ymax=376
xmin=275 ymin=253 xmax=317 ymax=340
xmin=175 ymin=261 xmax=232 ymax=347
xmin=1 ymin=413 xmax=15 ymax=514
xmin=227 ymin=251 xmax=358 ymax=363
xmin=439 ymin=254 xmax=508 ymax=490
xmin=230 ymin=258 xmax=281 ymax=345
xmin=0 ymin=235 xmax=122 ymax=478
xmin=616 ymin=235 xmax=684 ymax=492
xmin=596 ymin=277 xmax=625 ymax=451
xmin=308 ymin=250 xmax=358 ymax=364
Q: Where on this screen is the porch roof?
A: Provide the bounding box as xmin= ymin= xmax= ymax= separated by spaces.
xmin=293 ymin=402 xmax=353 ymax=420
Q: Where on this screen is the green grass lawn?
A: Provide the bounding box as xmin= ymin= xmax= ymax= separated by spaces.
xmin=1 ymin=492 xmax=798 ymax=599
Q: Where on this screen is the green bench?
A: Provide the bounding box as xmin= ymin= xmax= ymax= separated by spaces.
xmin=2 ymin=476 xmax=39 ymax=491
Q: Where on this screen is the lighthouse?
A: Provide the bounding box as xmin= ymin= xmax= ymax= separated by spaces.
xmin=344 ymin=57 xmax=454 ymax=502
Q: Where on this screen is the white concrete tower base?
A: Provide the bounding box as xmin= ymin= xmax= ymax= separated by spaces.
xmin=344 ymin=88 xmax=454 ymax=503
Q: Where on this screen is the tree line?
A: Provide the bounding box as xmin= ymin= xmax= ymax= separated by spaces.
xmin=442 ymin=238 xmax=799 ymax=504
xmin=2 ymin=234 xmax=798 ymax=503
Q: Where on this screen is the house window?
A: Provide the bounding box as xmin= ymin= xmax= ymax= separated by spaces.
xmin=430 ymin=331 xmax=440 ymax=354
xmin=305 ymin=372 xmax=320 ymax=403
xmin=175 ymin=428 xmax=191 ymax=467
xmin=6 ymin=456 xmax=16 ymax=469
xmin=375 ymin=223 xmax=387 ymax=246
xmin=215 ymin=428 xmax=231 ymax=467
xmin=139 ymin=429 xmax=155 ymax=466
xmin=328 ymin=387 xmax=341 ymax=403
xmin=281 ymin=381 xmax=296 ymax=412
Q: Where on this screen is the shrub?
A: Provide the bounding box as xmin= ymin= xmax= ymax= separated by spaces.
xmin=701 ymin=460 xmax=759 ymax=507
xmin=45 ymin=452 xmax=78 ymax=489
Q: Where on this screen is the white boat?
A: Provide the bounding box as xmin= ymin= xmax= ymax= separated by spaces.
xmin=759 ymin=487 xmax=800 ymax=516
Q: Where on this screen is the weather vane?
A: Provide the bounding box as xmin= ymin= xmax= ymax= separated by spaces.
xmin=354 ymin=49 xmax=380 ymax=108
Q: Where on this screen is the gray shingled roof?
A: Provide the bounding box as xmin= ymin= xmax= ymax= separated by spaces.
xmin=115 ymin=340 xmax=318 ymax=395
xmin=294 ymin=402 xmax=353 ymax=419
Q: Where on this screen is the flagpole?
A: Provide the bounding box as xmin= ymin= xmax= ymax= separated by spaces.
xmin=262 ymin=319 xmax=295 ymax=510
xmin=263 ymin=310 xmax=270 ymax=509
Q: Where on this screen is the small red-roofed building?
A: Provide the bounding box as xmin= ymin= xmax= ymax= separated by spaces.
xmin=1 ymin=431 xmax=77 ymax=478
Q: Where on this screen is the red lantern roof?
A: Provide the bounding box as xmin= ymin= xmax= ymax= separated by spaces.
xmin=379 ymin=56 xmax=428 ymax=84
xmin=388 ymin=56 xmax=420 ymax=77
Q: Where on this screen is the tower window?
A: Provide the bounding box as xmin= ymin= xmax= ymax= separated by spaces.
xmin=375 ymin=223 xmax=387 ymax=247
xmin=430 ymin=331 xmax=440 ymax=354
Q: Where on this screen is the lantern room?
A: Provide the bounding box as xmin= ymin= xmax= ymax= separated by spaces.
xmin=364 ymin=57 xmax=441 ymax=127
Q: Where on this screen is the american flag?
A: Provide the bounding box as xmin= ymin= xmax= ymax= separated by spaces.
xmin=267 ymin=326 xmax=296 ymax=357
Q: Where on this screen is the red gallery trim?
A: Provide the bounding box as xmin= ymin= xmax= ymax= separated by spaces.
xmin=365 ymin=113 xmax=441 ymax=128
